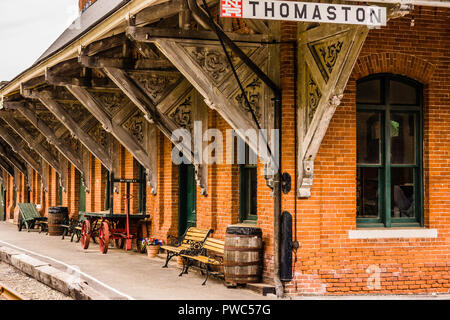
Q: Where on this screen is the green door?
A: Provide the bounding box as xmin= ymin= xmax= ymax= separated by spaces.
xmin=178 ymin=164 xmax=197 ymax=236
xmin=0 ymin=183 xmax=4 ymax=221
xmin=79 ymin=175 xmax=86 ymax=213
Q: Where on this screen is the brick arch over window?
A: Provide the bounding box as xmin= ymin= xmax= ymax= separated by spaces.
xmin=352 ymin=52 xmax=436 ymax=84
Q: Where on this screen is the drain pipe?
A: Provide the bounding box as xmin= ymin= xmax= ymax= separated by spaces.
xmin=186 ymin=0 xmax=284 ymax=298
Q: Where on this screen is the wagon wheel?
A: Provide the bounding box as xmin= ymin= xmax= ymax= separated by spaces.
xmin=99 ymin=222 xmax=110 ymax=254
xmin=114 ymin=238 xmax=125 ymax=249
xmin=80 ymin=220 xmax=91 ymax=250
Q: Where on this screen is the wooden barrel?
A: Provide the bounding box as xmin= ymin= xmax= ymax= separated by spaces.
xmin=48 ymin=207 xmax=69 ymax=236
xmin=224 ymin=224 xmax=263 ymax=285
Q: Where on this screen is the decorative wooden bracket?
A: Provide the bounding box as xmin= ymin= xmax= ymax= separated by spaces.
xmin=65 ymin=84 xmax=157 ymax=195
xmin=41 ymin=159 xmax=48 ymax=193
xmin=20 ymin=86 xmax=113 ymax=171
xmin=0 ymin=142 xmax=27 ymax=176
xmin=12 ymin=102 xmax=88 ymax=186
xmin=0 ymin=154 xmax=15 ymax=177
xmin=59 ymin=154 xmax=67 ymax=192
xmin=1 ymin=113 xmax=61 ymax=176
xmin=26 ymin=164 xmax=33 ymax=192
xmin=13 ymin=167 xmax=19 ymax=192
xmin=297 ymin=5 xmax=411 ymax=198
xmin=97 ymin=67 xmax=193 ymax=188
xmin=0 ymin=125 xmax=41 ymax=177
xmin=139 ymin=35 xmax=271 ymax=162
xmin=297 ymin=24 xmax=369 ymax=198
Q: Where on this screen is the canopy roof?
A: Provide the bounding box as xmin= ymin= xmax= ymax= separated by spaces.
xmin=0 ymin=0 xmax=164 ymax=98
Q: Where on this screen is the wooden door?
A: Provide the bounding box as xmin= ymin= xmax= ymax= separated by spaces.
xmin=178 ymin=164 xmax=197 ymax=236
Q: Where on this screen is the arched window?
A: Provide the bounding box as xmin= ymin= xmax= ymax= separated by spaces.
xmin=356 ymin=74 xmax=423 ymax=228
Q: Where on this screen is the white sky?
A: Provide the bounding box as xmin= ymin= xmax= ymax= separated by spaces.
xmin=0 ymin=0 xmax=79 ymax=82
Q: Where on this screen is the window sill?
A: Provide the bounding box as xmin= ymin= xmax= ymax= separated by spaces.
xmin=348 ymin=228 xmax=437 ymax=239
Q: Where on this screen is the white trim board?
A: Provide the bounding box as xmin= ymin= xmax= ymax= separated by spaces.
xmin=348 ymin=228 xmax=438 ymax=239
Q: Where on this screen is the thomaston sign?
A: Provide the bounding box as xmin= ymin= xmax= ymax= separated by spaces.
xmin=220 ymin=0 xmax=387 ymax=26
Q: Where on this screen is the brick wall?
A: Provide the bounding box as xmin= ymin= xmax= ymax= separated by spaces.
xmin=78 ymin=0 xmax=97 ymax=13
xmin=282 ymin=7 xmax=450 ymax=295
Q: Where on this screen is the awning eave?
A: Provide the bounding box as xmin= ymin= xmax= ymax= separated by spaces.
xmin=0 ymin=0 xmax=166 ymax=99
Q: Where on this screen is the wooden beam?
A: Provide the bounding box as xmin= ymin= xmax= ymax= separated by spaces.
xmin=1 ymin=101 xmax=25 ymax=110
xmin=21 ymin=88 xmax=113 ymax=171
xmin=126 ymin=26 xmax=268 ymax=43
xmin=45 ymin=69 xmax=91 ymax=87
xmin=0 ymin=155 xmax=15 ymax=177
xmin=133 ymin=0 xmax=183 ymax=26
xmin=1 ymin=114 xmax=61 ymax=175
xmin=15 ymin=102 xmax=84 ymax=174
xmin=82 ymin=34 xmax=126 ymax=57
xmin=102 ymin=66 xmax=194 ymax=165
xmin=0 ymin=126 xmax=41 ymax=175
xmin=244 ymin=19 xmax=270 ymax=35
xmin=78 ymin=56 xmax=129 ymax=69
xmin=0 ymin=143 xmax=27 ymax=176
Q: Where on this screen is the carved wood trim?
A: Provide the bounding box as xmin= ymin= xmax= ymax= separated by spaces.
xmin=297 ymin=25 xmax=369 ymax=198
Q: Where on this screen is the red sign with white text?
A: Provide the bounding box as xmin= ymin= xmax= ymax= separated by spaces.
xmin=220 ymin=0 xmax=243 ymax=18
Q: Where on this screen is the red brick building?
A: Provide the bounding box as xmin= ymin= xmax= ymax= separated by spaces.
xmin=0 ymin=0 xmax=448 ymax=297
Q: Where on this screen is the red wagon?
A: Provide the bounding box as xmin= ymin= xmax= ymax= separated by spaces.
xmin=80 ymin=178 xmax=149 ymax=254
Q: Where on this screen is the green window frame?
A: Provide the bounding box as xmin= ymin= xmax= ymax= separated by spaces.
xmin=356 ymin=74 xmax=424 ymax=228
xmin=239 ymin=143 xmax=257 ymax=224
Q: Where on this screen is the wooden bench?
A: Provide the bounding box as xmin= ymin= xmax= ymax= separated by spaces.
xmin=180 ymin=237 xmax=225 ymax=285
xmin=17 ymin=203 xmax=47 ymax=232
xmin=161 ymin=227 xmax=213 ymax=268
xmin=61 ymin=218 xmax=79 ymax=241
xmin=68 ymin=214 xmax=86 ymax=243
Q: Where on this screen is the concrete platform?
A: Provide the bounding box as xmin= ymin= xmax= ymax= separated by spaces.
xmin=0 ymin=222 xmax=277 ymax=300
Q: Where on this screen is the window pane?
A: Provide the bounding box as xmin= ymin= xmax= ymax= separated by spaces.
xmin=391 ymin=167 xmax=415 ymax=218
xmin=389 ymin=80 xmax=417 ymax=105
xmin=390 ymin=113 xmax=416 ymax=164
xmin=357 ymin=167 xmax=379 ymax=218
xmin=357 ymin=79 xmax=381 ymax=104
xmin=357 ymin=112 xmax=381 ymax=164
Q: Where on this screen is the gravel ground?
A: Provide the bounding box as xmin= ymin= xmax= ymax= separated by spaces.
xmin=0 ymin=262 xmax=72 ymax=300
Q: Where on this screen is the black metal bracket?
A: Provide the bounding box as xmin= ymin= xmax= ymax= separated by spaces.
xmin=282 ymin=172 xmax=291 ymax=194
